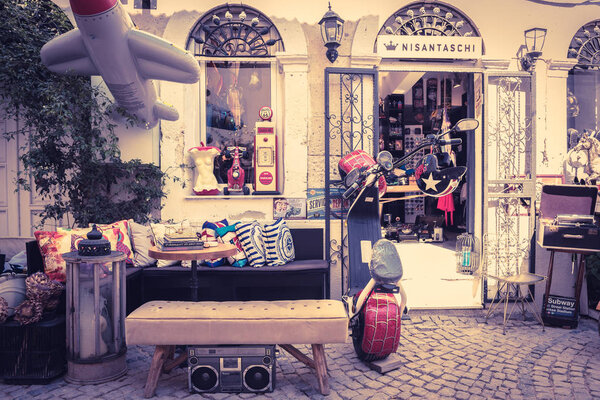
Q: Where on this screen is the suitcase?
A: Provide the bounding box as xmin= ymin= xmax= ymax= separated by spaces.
xmin=537 ymin=184 xmax=599 ymax=251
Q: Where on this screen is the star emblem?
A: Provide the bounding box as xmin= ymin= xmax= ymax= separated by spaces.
xmin=422 ymin=173 xmax=441 ymax=191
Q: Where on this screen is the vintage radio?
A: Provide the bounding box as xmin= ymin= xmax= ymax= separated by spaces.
xmin=188 ymin=345 xmax=276 ymax=394
xmin=537 ymin=184 xmax=600 ymax=252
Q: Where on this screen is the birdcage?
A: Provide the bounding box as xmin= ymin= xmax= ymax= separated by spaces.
xmin=455 ymin=233 xmax=480 ymax=275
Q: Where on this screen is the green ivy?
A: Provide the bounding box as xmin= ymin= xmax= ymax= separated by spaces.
xmin=0 ymin=0 xmax=166 ymax=226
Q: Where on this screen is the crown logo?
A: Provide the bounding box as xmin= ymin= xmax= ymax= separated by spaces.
xmin=384 ymin=40 xmax=398 ymax=51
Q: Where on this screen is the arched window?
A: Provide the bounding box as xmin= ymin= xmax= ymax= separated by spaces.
xmin=377 ymin=1 xmax=481 ymax=41
xmin=186 ymin=5 xmax=284 ymax=185
xmin=566 ymin=21 xmax=600 ymax=163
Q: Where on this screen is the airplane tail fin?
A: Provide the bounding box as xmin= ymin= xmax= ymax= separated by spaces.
xmin=153 ymin=101 xmax=179 ymax=122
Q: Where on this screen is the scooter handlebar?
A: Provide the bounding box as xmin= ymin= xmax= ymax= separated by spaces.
xmin=342 ymin=182 xmax=361 ymax=200
xmin=437 ymin=138 xmax=462 ymax=146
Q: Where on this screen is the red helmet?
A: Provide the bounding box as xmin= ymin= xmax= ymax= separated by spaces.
xmin=338 ymin=150 xmax=387 ymax=197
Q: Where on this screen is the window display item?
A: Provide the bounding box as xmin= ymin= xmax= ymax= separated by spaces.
xmin=189 ymin=144 xmax=221 ymax=195
xmin=222 ymin=146 xmax=250 ymax=195
xmin=187 ymin=345 xmax=276 ymax=393
xmin=263 ymin=219 xmax=295 ymax=266
xmin=253 ymin=107 xmax=280 ymax=194
xmin=235 ymin=221 xmax=267 ymax=267
xmin=40 ymin=0 xmax=200 ymax=129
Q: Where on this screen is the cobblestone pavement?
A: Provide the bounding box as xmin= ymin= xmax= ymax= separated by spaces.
xmin=2 ymin=309 xmax=600 ymax=399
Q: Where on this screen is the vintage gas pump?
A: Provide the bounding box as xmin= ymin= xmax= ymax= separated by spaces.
xmin=253 ymin=106 xmax=280 ymax=194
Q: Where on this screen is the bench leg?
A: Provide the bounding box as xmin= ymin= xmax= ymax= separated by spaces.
xmin=311 ymin=344 xmax=330 ymax=396
xmin=280 ymin=344 xmax=316 ymax=369
xmin=144 ymin=345 xmax=171 ymax=398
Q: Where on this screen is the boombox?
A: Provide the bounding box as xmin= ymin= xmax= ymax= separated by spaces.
xmin=188 ymin=345 xmax=276 ymax=393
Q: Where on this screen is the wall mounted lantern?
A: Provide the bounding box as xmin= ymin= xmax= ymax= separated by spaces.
xmin=521 ymin=27 xmax=547 ymax=71
xmin=319 ymin=2 xmax=344 ymax=63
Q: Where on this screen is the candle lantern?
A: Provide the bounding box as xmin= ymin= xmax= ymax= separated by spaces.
xmin=63 ymin=225 xmax=127 ymax=384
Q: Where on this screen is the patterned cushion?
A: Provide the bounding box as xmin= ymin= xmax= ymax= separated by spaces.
xmin=235 ymin=221 xmax=266 ymax=267
xmin=93 ymin=220 xmax=135 ymax=264
xmin=34 ymin=231 xmax=71 ymax=282
xmin=201 ymin=219 xmax=228 ymax=267
xmin=263 ymin=218 xmax=295 ymax=266
xmin=215 ymin=225 xmax=248 ymax=267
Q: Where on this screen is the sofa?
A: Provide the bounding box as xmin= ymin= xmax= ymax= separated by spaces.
xmin=26 ymin=227 xmax=329 ymax=315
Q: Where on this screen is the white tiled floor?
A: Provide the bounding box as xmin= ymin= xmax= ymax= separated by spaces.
xmin=394 ymin=241 xmax=483 ymax=309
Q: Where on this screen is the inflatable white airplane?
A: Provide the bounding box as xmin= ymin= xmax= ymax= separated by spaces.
xmin=40 ymin=0 xmax=200 ymax=129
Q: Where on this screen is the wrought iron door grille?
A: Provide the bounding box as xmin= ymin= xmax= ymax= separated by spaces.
xmin=324 ymin=69 xmax=378 ymax=295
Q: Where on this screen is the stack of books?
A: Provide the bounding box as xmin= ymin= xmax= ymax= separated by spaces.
xmin=157 ymin=232 xmax=204 ymax=251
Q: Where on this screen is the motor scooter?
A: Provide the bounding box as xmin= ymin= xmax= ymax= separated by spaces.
xmin=341 ymin=118 xmax=479 ymax=362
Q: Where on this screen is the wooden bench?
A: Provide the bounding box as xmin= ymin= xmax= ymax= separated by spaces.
xmin=126 ymin=299 xmax=349 ymax=397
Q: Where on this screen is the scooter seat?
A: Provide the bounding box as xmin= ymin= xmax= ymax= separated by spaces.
xmin=370 ymin=239 xmax=403 ymax=284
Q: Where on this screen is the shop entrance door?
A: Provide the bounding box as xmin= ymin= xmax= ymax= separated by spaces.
xmin=324 ymin=68 xmax=378 ymax=297
xmin=483 ymin=74 xmax=536 ymax=301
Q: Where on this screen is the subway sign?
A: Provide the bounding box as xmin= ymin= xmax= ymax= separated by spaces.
xmin=377 ymin=34 xmax=482 ymax=59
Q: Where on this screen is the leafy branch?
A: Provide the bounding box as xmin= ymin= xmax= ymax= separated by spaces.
xmin=0 ymin=0 xmax=166 ymax=226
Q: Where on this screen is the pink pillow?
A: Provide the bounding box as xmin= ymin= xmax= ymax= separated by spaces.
xmin=34 ymin=231 xmax=71 ymax=282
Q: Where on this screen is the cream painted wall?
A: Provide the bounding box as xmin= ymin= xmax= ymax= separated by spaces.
xmin=48 ymin=0 xmax=600 ymax=305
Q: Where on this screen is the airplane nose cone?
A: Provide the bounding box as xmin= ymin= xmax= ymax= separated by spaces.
xmin=70 ymin=0 xmax=118 ymax=16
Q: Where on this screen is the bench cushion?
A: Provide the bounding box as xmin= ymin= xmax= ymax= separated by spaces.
xmin=126 ymin=300 xmax=348 ymax=345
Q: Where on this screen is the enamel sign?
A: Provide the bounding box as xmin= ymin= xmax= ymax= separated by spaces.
xmin=377 ymin=35 xmax=482 ymax=59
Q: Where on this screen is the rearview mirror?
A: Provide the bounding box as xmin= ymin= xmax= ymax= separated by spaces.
xmin=454 ymin=118 xmax=479 ymax=132
xmin=376 ymin=151 xmax=394 ymax=171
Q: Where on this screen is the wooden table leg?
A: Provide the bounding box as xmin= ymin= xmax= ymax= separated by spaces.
xmin=311 ymin=344 xmax=330 ymax=396
xmin=144 ymin=345 xmax=170 ymax=398
xmin=191 ymin=260 xmax=198 ymax=301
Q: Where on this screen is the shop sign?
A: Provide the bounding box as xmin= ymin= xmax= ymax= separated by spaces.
xmin=307 ymin=188 xmax=350 ymax=219
xmin=545 ymin=295 xmax=576 ymax=319
xmin=377 ymin=34 xmax=482 ymax=59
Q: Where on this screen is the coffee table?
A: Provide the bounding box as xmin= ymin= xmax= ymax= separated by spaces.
xmin=148 ymin=244 xmax=237 ymax=301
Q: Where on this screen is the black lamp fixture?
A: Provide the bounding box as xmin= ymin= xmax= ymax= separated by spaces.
xmin=521 ymin=27 xmax=547 ymax=71
xmin=319 ymin=2 xmax=344 ymax=63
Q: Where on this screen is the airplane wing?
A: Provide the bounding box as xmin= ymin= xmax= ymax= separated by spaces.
xmin=128 ymin=30 xmax=200 ymax=84
xmin=40 ymin=29 xmax=99 ymax=76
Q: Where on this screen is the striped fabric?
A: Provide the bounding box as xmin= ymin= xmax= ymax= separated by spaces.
xmin=215 ymin=225 xmax=248 ymax=267
xmin=235 ymin=221 xmax=266 ymax=267
xmin=201 ymin=219 xmax=228 ymax=267
xmin=263 ymin=218 xmax=295 ymax=266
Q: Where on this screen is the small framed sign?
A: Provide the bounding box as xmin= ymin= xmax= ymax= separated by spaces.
xmin=544 ymin=295 xmax=576 ymax=319
xmin=273 ymin=198 xmax=306 ymax=219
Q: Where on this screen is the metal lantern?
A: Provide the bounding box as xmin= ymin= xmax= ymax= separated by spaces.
xmin=455 ymin=233 xmax=480 ymax=275
xmin=319 ymin=2 xmax=344 ymax=62
xmin=63 ymin=246 xmax=127 ymax=384
xmin=521 ymin=27 xmax=547 ymax=70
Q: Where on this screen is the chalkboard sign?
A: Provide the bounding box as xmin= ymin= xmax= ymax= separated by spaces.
xmin=544 ymin=295 xmax=576 ymax=319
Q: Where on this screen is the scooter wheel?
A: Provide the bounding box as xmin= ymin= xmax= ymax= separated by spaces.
xmin=351 ymin=295 xmax=389 ymax=362
xmin=223 ymin=187 xmax=230 ymax=195
xmin=243 ymin=186 xmax=250 ymax=195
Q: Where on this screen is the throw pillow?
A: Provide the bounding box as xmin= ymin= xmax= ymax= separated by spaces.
xmin=201 ymin=219 xmax=228 ymax=267
xmin=263 ymin=218 xmax=295 ymax=266
xmin=215 ymin=225 xmax=248 ymax=267
xmin=128 ymin=220 xmax=157 ymax=267
xmin=34 ymin=231 xmax=71 ymax=282
xmin=235 ymin=221 xmax=266 ymax=267
xmin=93 ymin=220 xmax=134 ymax=264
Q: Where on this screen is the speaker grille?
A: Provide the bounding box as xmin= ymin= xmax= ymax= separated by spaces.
xmin=243 ymin=365 xmax=271 ymax=392
xmin=191 ymin=365 xmax=218 ymax=392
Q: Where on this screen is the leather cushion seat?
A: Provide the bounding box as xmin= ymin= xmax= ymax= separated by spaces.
xmin=126 ymin=300 xmax=349 ymax=345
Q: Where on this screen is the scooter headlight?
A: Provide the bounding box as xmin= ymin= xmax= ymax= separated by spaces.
xmin=376 ymin=151 xmax=394 ymax=171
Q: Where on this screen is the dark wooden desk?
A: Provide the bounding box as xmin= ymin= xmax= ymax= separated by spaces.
xmin=148 ymin=244 xmax=237 ymax=301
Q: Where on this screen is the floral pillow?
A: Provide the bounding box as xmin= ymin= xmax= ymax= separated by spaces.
xmin=201 ymin=219 xmax=228 ymax=267
xmin=263 ymin=218 xmax=295 ymax=266
xmin=235 ymin=221 xmax=266 ymax=267
xmin=34 ymin=231 xmax=72 ymax=282
xmin=92 ymin=220 xmax=134 ymax=264
xmin=215 ymin=224 xmax=248 ymax=267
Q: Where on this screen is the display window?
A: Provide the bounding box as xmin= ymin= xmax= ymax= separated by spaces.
xmin=186 ymin=5 xmax=283 ymax=186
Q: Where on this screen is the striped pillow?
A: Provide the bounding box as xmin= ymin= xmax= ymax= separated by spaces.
xmin=263 ymin=218 xmax=295 ymax=266
xmin=235 ymin=221 xmax=266 ymax=267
